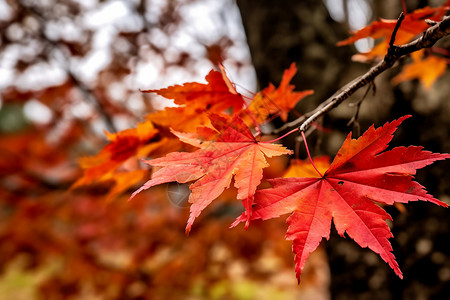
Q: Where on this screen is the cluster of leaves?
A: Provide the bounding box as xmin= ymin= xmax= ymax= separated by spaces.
xmin=1 ymin=1 xmax=303 ymax=298
xmin=124 ymin=89 xmax=449 ymax=282
xmin=0 ymin=104 xmax=307 ymax=298
xmin=1 ymin=1 xmax=450 ymax=297
xmin=73 ymin=63 xmax=311 ymax=202
xmin=73 ymin=2 xmax=450 ymax=284
xmin=0 ymin=63 xmax=318 ymax=298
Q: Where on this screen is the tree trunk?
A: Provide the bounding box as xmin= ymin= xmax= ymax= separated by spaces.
xmin=237 ymin=0 xmax=352 ymax=103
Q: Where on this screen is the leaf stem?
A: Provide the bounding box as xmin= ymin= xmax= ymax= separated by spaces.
xmin=262 ymin=128 xmax=299 ymax=143
xmin=401 ymin=0 xmax=407 ymax=16
xmin=431 ymin=46 xmax=450 ymax=57
xmin=301 ymin=131 xmax=323 ymax=177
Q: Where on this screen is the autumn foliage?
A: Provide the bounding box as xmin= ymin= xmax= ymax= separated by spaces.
xmin=84 ymin=60 xmax=449 ymax=283
xmin=337 ymin=2 xmax=450 ymax=89
xmin=1 ymin=1 xmax=450 ymax=298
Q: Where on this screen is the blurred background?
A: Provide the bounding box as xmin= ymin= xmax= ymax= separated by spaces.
xmin=0 ymin=0 xmax=449 ymax=299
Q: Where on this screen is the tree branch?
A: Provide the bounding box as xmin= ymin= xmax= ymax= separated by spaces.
xmin=298 ymin=14 xmax=450 ymax=133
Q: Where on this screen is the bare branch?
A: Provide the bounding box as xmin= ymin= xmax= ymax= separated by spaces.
xmin=298 ymin=14 xmax=450 ymax=133
xmin=347 ymin=82 xmax=374 ymax=137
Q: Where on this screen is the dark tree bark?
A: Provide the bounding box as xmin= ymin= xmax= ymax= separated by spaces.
xmin=237 ymin=0 xmax=352 ymax=104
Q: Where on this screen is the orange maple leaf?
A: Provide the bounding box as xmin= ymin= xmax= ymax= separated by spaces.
xmin=338 ymin=6 xmax=449 ymax=62
xmin=232 ymin=116 xmax=450 ymax=283
xmin=283 ymin=156 xmax=330 ymax=178
xmin=142 ymin=69 xmax=245 ymax=113
xmin=131 ymin=114 xmax=292 ymax=233
xmin=145 ymin=66 xmax=248 ymax=132
xmin=245 ymin=63 xmax=313 ymax=123
xmin=392 ymin=49 xmax=448 ymax=89
xmin=146 ymin=105 xmax=213 ymax=133
xmin=73 ymin=120 xmax=158 ymax=188
xmin=104 ymin=170 xmax=149 ymax=202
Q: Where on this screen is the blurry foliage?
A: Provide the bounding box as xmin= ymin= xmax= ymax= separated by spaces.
xmin=0 ymin=0 xmax=252 ymax=133
xmin=1 ymin=0 xmax=449 ymax=299
xmin=0 ymin=0 xmax=321 ymax=299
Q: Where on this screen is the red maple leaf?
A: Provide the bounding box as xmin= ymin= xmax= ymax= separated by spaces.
xmin=131 ymin=114 xmax=292 ymax=233
xmin=232 ymin=115 xmax=449 ymax=282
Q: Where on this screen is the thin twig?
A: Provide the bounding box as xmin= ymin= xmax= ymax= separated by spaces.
xmin=347 ymin=82 xmax=374 ymax=137
xmin=296 ymin=14 xmax=450 ymax=133
xmin=389 ymin=12 xmax=405 ymax=47
xmin=401 ymin=0 xmax=407 ymax=16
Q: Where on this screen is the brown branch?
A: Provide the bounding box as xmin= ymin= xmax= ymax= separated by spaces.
xmin=298 ymin=14 xmax=450 ymax=133
xmin=389 ymin=12 xmax=405 ymax=47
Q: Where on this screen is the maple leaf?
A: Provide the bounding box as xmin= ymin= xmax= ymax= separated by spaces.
xmin=337 ymin=6 xmax=449 ymax=62
xmin=245 ymin=63 xmax=313 ymax=123
xmin=391 ymin=50 xmax=448 ymax=89
xmin=145 ymin=66 xmax=248 ymax=132
xmin=73 ymin=120 xmax=158 ymax=186
xmin=146 ymin=105 xmax=213 ymax=133
xmin=283 ymin=156 xmax=330 ymax=178
xmin=131 ymin=114 xmax=292 ymax=233
xmin=232 ymin=116 xmax=449 ymax=283
xmin=104 ymin=170 xmax=149 ymax=202
xmin=142 ymin=68 xmax=244 ymax=113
